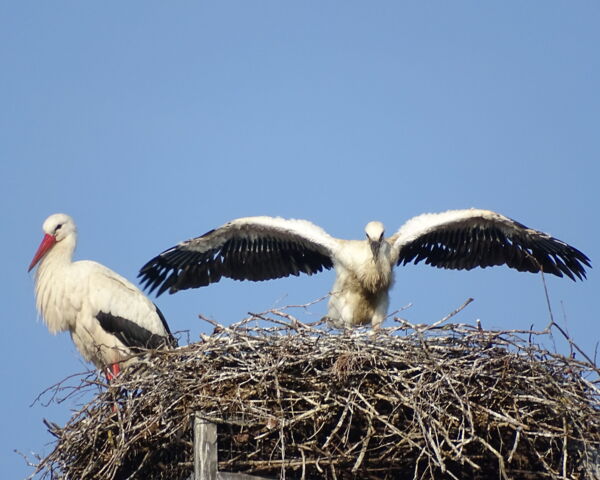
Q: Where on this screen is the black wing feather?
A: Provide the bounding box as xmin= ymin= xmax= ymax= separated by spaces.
xmin=139 ymin=226 xmax=334 ymax=296
xmin=397 ymin=222 xmax=590 ymax=280
xmin=96 ymin=307 xmax=177 ymax=351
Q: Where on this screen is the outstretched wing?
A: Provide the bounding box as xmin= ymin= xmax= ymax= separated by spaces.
xmin=390 ymin=209 xmax=590 ymax=280
xmin=139 ymin=216 xmax=339 ymax=296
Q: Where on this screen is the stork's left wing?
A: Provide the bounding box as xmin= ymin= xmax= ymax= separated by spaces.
xmin=389 ymin=209 xmax=590 ymax=280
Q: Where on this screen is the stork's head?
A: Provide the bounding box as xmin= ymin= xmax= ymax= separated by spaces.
xmin=365 ymin=221 xmax=385 ymax=258
xmin=28 ymin=213 xmax=76 ymax=271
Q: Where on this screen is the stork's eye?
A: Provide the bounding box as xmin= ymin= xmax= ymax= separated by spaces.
xmin=55 ymin=224 xmax=63 ymax=233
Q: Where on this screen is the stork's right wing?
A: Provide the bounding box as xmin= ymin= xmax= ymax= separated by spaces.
xmin=139 ymin=217 xmax=339 ymax=296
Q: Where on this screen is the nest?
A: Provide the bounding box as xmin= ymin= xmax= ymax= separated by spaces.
xmin=32 ymin=304 xmax=600 ymax=480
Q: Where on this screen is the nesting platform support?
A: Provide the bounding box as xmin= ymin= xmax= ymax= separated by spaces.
xmin=193 ymin=413 xmax=271 ymax=480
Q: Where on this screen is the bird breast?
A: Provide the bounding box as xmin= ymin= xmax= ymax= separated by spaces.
xmin=358 ymin=255 xmax=393 ymax=293
xmin=335 ymin=240 xmax=394 ymax=294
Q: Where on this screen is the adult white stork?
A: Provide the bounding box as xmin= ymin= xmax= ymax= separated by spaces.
xmin=29 ymin=213 xmax=176 ymax=378
xmin=138 ymin=209 xmax=590 ymax=329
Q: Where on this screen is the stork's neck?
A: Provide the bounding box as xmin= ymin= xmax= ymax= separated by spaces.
xmin=33 ymin=233 xmax=78 ymax=333
xmin=362 ymin=242 xmax=394 ymax=293
xmin=35 ymin=234 xmax=77 ymax=289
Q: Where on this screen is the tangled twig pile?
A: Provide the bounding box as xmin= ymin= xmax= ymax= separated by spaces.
xmin=33 ymin=306 xmax=600 ymax=480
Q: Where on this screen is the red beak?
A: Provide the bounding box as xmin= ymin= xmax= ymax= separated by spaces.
xmin=28 ymin=234 xmax=56 ymax=272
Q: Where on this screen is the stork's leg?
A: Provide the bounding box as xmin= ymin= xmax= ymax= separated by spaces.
xmin=105 ymin=363 xmax=121 ymax=381
xmin=105 ymin=363 xmax=122 ymax=413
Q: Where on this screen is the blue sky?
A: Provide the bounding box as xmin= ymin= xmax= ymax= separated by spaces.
xmin=2 ymin=3 xmax=598 ymax=478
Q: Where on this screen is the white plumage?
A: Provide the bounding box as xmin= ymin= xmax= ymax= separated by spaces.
xmin=139 ymin=208 xmax=590 ymax=329
xmin=29 ymin=213 xmax=175 ymax=374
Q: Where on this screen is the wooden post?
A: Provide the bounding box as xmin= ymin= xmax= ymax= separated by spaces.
xmin=192 ymin=413 xmax=272 ymax=480
xmin=194 ymin=413 xmax=218 ymax=480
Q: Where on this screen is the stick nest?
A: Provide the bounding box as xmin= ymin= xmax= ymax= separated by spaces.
xmin=33 ymin=307 xmax=600 ymax=480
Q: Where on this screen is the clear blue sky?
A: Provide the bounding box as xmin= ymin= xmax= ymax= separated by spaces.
xmin=2 ymin=3 xmax=598 ymax=478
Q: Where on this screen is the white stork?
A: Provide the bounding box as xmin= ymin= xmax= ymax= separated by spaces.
xmin=29 ymin=213 xmax=176 ymax=378
xmin=138 ymin=209 xmax=590 ymax=329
